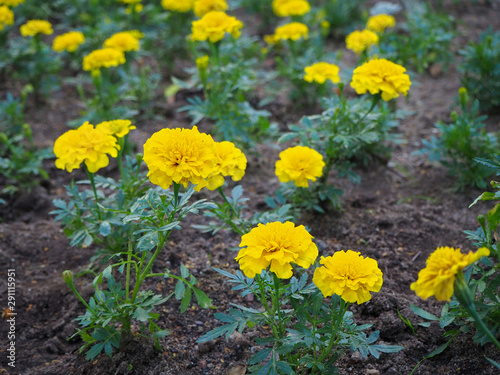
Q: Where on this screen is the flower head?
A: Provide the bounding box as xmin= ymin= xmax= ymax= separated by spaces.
xmin=410 ymin=247 xmax=490 ymax=301
xmin=366 ymin=14 xmax=396 ymax=33
xmin=272 ymin=0 xmax=310 ymax=17
xmin=52 ymin=31 xmax=85 ymax=53
xmin=0 ymin=5 xmax=14 ymax=31
xmin=103 ymin=31 xmax=140 ymax=52
xmin=236 ymin=221 xmax=318 ymax=279
xmin=96 ymin=119 xmax=136 ymax=138
xmin=190 ymin=11 xmax=243 ymax=43
xmin=275 ymin=146 xmax=325 ymax=188
xmin=54 ymin=122 xmax=120 ymax=173
xmin=204 ymin=141 xmax=247 ymax=190
xmin=304 ymin=62 xmax=340 ymax=84
xmin=83 ymin=48 xmax=126 ymax=72
xmin=20 ymin=20 xmax=53 ymax=37
xmin=350 ymin=58 xmax=411 ymax=101
xmin=313 ymin=250 xmax=383 ymax=304
xmin=161 ymin=0 xmax=194 ymax=12
xmin=345 ymin=29 xmax=379 ymax=54
xmin=0 ymin=0 xmax=24 ymax=7
xmin=196 ymin=55 xmax=209 ymax=70
xmin=194 ymin=0 xmax=228 ymax=17
xmin=273 ymin=22 xmax=308 ymax=41
xmin=143 ymin=126 xmax=216 ymax=190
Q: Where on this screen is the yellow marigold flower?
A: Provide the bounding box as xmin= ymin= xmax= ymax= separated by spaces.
xmin=54 ymin=122 xmax=120 ymax=173
xmin=119 ymin=0 xmax=141 ymax=3
xmin=143 ymin=126 xmax=216 ymax=190
xmin=204 ymin=141 xmax=247 ymax=190
xmin=0 ymin=5 xmax=14 ymax=31
xmin=0 ymin=0 xmax=24 ymax=7
xmin=345 ymin=29 xmax=379 ymax=54
xmin=161 ymin=0 xmax=194 ymax=12
xmin=190 ymin=11 xmax=243 ymax=43
xmin=275 ymin=146 xmax=325 ymax=188
xmin=52 ymin=31 xmax=85 ymax=53
xmin=366 ymin=14 xmax=396 ymax=33
xmin=304 ymin=62 xmax=340 ymax=84
xmin=103 ymin=31 xmax=140 ymax=52
xmin=20 ymin=20 xmax=53 ymax=37
xmin=313 ymin=250 xmax=383 ymax=304
xmin=264 ymin=34 xmax=280 ymax=45
xmin=96 ymin=119 xmax=136 ymax=138
xmin=125 ymin=4 xmax=143 ymax=13
xmin=410 ymin=247 xmax=490 ymax=301
xmin=83 ymin=48 xmax=126 ymax=72
xmin=194 ymin=0 xmax=228 ymax=17
xmin=272 ymin=0 xmax=310 ymax=17
xmin=350 ymin=58 xmax=411 ymax=101
xmin=127 ymin=29 xmax=145 ymax=40
xmin=196 ymin=55 xmax=209 ymax=70
xmin=236 ymin=221 xmax=318 ymax=279
xmin=274 ymin=22 xmax=309 ymax=41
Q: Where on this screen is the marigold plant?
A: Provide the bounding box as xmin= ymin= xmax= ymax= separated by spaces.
xmin=0 ymin=5 xmax=13 ymax=31
xmin=190 ymin=11 xmax=243 ymax=43
xmin=410 ymin=246 xmax=490 ymax=301
xmin=345 ymin=29 xmax=379 ymax=55
xmin=193 ymin=0 xmax=228 ymax=17
xmin=52 ymin=31 xmax=85 ymax=53
xmin=53 ymin=122 xmax=120 ymax=173
xmin=103 ymin=31 xmax=140 ymax=52
xmin=82 ymin=48 xmax=126 ymax=72
xmin=272 ymin=21 xmax=309 ymax=42
xmin=366 ymin=13 xmax=396 ymax=33
xmin=96 ymin=119 xmax=136 ymax=138
xmin=235 ymin=221 xmax=318 ymax=279
xmin=161 ymin=0 xmax=194 ymax=12
xmin=303 ymin=62 xmax=340 ymax=84
xmin=275 ymin=145 xmax=325 ymax=188
xmin=143 ymin=126 xmax=216 ymax=190
xmin=350 ymin=57 xmax=411 ymax=101
xmin=272 ymin=0 xmax=310 ymax=17
xmin=0 ymin=0 xmax=24 ymax=7
xmin=205 ymin=141 xmax=247 ymax=190
xmin=313 ymin=250 xmax=383 ymax=304
xmin=20 ymin=20 xmax=53 ymax=37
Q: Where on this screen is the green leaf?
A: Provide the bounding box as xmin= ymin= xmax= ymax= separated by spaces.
xmin=99 ymin=221 xmax=111 ymax=237
xmin=175 ymin=280 xmax=186 ymax=300
xmin=248 ymin=348 xmax=272 ymax=365
xmin=180 ymin=286 xmax=192 ymax=313
xmin=180 ymin=264 xmax=189 ymax=279
xmin=85 ymin=342 xmax=104 ymax=360
xmin=196 ymin=322 xmax=238 ymax=343
xmin=193 ymin=287 xmax=214 ymax=309
xmin=486 ymin=357 xmax=500 ymax=369
xmin=133 ymin=307 xmax=151 ymax=322
xmin=410 ymin=304 xmax=440 ymax=321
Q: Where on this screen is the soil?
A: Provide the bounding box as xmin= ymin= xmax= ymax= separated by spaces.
xmin=1 ymin=1 xmax=500 ymax=374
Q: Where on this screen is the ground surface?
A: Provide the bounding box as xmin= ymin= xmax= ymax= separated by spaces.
xmin=1 ymin=1 xmax=500 ymax=374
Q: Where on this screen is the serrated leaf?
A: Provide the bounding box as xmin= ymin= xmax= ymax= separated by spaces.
xmin=133 ymin=307 xmax=151 ymax=322
xmin=175 ymin=280 xmax=186 ymax=300
xmin=180 ymin=286 xmax=192 ymax=313
xmin=410 ymin=304 xmax=440 ymax=321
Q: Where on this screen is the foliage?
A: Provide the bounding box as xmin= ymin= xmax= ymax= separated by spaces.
xmin=416 ymin=88 xmax=498 ymax=191
xmin=459 ymin=28 xmax=500 ymax=112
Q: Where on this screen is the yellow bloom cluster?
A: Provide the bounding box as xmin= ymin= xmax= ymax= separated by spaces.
xmin=272 ymin=0 xmax=310 ymax=17
xmin=313 ymin=250 xmax=383 ymax=304
xmin=0 ymin=0 xmax=24 ymax=7
xmin=345 ymin=29 xmax=379 ymax=54
xmin=366 ymin=14 xmax=396 ymax=33
xmin=196 ymin=55 xmax=209 ymax=70
xmin=190 ymin=11 xmax=243 ymax=43
xmin=52 ymin=31 xmax=85 ymax=53
xmin=143 ymin=126 xmax=246 ymax=191
xmin=103 ymin=31 xmax=140 ymax=52
xmin=161 ymin=0 xmax=194 ymax=12
xmin=194 ymin=0 xmax=228 ymax=17
xmin=54 ymin=122 xmax=120 ymax=173
xmin=411 ymin=246 xmax=490 ymax=301
xmin=82 ymin=48 xmax=126 ymax=72
xmin=275 ymin=146 xmax=325 ymax=188
xmin=236 ymin=221 xmax=318 ymax=279
xmin=266 ymin=22 xmax=309 ymax=44
xmin=96 ymin=119 xmax=136 ymax=138
xmin=303 ymin=62 xmax=340 ymax=84
xmin=0 ymin=5 xmax=13 ymax=31
xmin=350 ymin=58 xmax=411 ymax=101
xmin=20 ymin=20 xmax=53 ymax=37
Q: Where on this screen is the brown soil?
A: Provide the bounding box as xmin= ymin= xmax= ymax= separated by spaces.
xmin=1 ymin=1 xmax=500 ymax=374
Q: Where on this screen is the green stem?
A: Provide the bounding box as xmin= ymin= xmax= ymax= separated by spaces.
xmin=319 ymin=298 xmax=349 ymax=362
xmin=356 ymin=94 xmax=381 ymax=126
xmin=272 ymin=273 xmax=285 ymax=340
xmin=85 ymin=166 xmax=102 ymax=221
xmin=126 ymin=238 xmax=132 ymax=302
